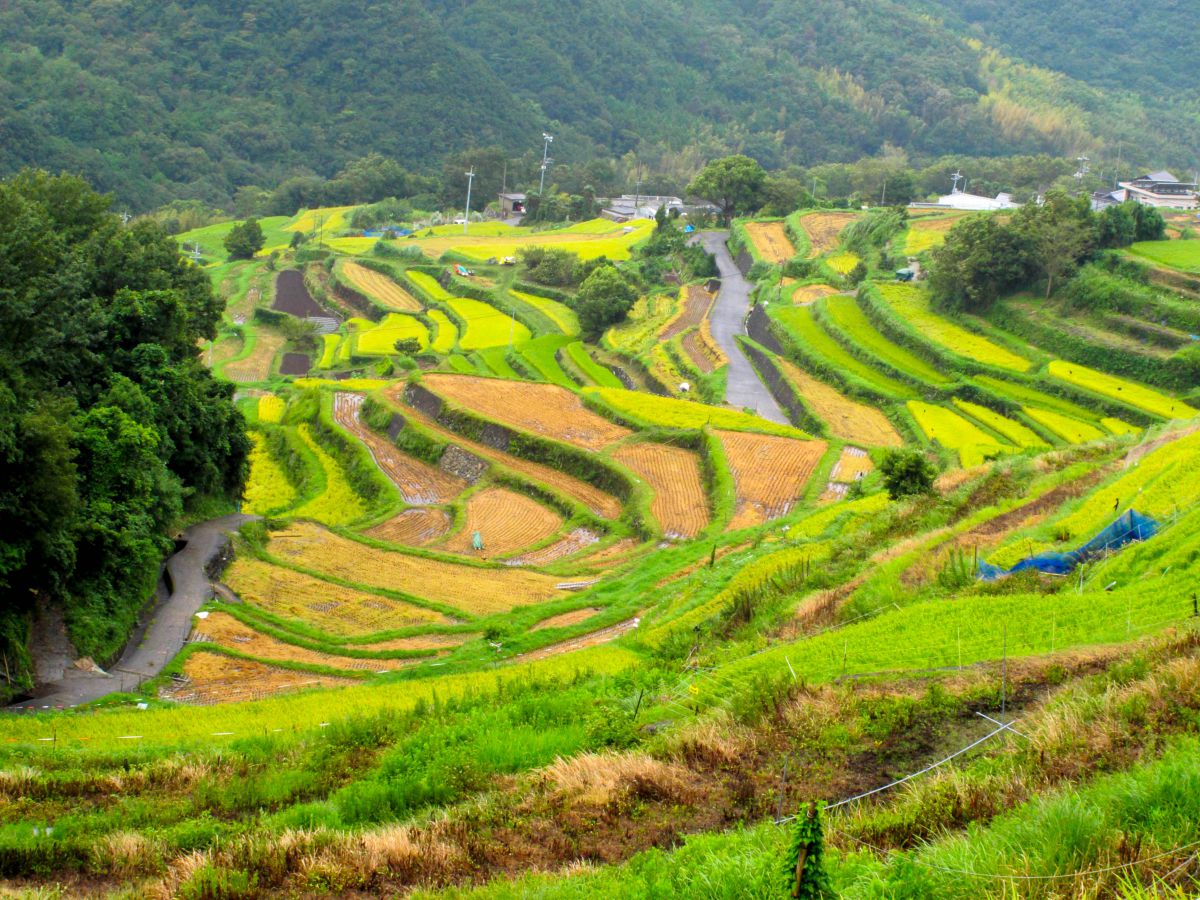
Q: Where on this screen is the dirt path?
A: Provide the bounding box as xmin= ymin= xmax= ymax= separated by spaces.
xmin=9 ymin=514 xmax=256 ymax=710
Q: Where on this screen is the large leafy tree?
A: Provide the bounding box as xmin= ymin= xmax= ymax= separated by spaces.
xmin=575 ymin=265 xmax=637 ymax=340
xmin=0 ymin=170 xmax=248 ymax=696
xmin=687 ymin=155 xmax=767 ymax=224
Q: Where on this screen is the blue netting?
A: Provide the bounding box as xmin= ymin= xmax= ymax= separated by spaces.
xmin=978 ymin=509 xmax=1159 ymax=580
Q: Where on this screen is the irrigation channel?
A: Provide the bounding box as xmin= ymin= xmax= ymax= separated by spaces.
xmin=8 ymin=514 xmax=256 ymax=711
xmin=696 ymin=231 xmax=788 ymax=424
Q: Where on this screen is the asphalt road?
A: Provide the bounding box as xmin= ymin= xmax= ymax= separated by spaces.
xmin=698 ymin=231 xmax=788 ymax=424
xmin=9 ymin=513 xmax=255 ymax=710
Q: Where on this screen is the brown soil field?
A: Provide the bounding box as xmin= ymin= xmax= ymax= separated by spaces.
xmin=367 ymin=508 xmax=452 ymax=545
xmin=743 ymin=221 xmax=796 ymax=264
xmin=717 ymin=430 xmax=828 ymax=530
xmin=581 ymin=538 xmax=642 ymax=566
xmin=778 ymin=358 xmax=902 ymax=447
xmin=681 ymin=321 xmax=727 ymax=374
xmin=799 ymin=212 xmax=858 ymax=255
xmin=224 ymin=556 xmax=450 ymax=636
xmin=613 ymin=443 xmax=709 ymax=538
xmin=790 ymin=284 xmax=839 ymax=305
xmin=273 ymin=269 xmax=327 ymax=317
xmin=395 ymin=402 xmax=623 ymax=519
xmin=279 ymin=352 xmax=311 ymax=376
xmin=440 ymin=487 xmax=563 ymax=557
xmin=206 ymin=334 xmax=243 ymax=368
xmin=532 ymin=608 xmax=604 ymax=631
xmin=341 ymin=261 xmax=422 ymax=312
xmin=223 ymin=329 xmax=286 ymax=383
xmin=194 ymin=611 xmax=420 ymax=673
xmin=160 ymin=651 xmax=354 ymax=705
xmin=661 ymin=285 xmax=715 ymax=341
xmin=270 ymin=522 xmax=568 ymax=615
xmin=422 ymin=374 xmax=630 ymax=450
xmin=505 ymin=528 xmax=601 ymax=567
xmin=334 ymin=392 xmax=466 ymax=504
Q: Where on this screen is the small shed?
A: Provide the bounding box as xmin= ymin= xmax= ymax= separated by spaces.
xmin=499 ymin=192 xmax=527 ymax=216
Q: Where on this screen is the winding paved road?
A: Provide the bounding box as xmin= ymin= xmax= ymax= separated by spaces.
xmin=698 ymin=231 xmax=788 ymax=424
xmin=9 ymin=513 xmax=255 ymax=710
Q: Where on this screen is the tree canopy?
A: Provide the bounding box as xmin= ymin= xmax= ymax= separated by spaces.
xmin=687 ymin=156 xmax=767 ymax=225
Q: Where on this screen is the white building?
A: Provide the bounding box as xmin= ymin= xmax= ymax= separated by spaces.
xmin=1117 ymin=172 xmax=1198 ymax=209
xmin=934 ymin=189 xmax=1020 ymax=211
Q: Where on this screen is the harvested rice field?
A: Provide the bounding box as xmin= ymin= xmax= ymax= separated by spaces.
xmin=223 ymin=329 xmax=285 ymax=382
xmin=223 ymin=556 xmax=450 ymax=636
xmin=660 ymin=285 xmax=715 ymax=341
xmin=822 ymin=446 xmax=874 ymax=501
xmin=789 ymin=284 xmax=839 ymax=305
xmin=799 ymin=212 xmax=858 ymax=255
xmin=348 ymin=632 xmax=476 ymax=652
xmin=340 ymin=261 xmax=421 ymax=311
xmin=613 ymin=442 xmax=709 ymax=539
xmin=717 ymin=430 xmax=827 ymax=530
xmin=366 ymin=508 xmax=452 ymax=546
xmin=333 ymin=392 xmax=466 ymax=504
xmin=422 ymin=374 xmax=631 ymax=450
xmin=504 ymin=528 xmax=601 ymax=567
xmin=743 ymin=221 xmax=796 ymax=264
xmin=160 ymin=652 xmax=355 ymax=705
xmin=777 ymin=358 xmax=902 ymax=447
xmin=270 ymin=522 xmax=568 ymax=615
xmin=532 ymin=608 xmax=604 ymax=631
xmin=440 ymin=487 xmax=563 ymax=556
xmin=681 ymin=324 xmax=726 ymax=374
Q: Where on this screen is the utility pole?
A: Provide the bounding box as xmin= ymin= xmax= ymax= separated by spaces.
xmin=539 ymin=132 xmax=554 ymax=196
xmin=501 ymin=160 xmax=508 ymax=194
xmin=951 ymin=170 xmax=964 ymax=194
xmin=635 ymin=167 xmax=643 ymax=216
xmin=463 ymin=167 xmax=475 ymax=235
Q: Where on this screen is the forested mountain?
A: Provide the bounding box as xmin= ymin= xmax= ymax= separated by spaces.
xmin=1 ymin=0 xmax=1196 ymax=210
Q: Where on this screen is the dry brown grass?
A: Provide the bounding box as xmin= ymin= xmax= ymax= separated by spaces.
xmin=224 ymin=555 xmax=449 ymax=636
xmin=799 ymin=212 xmax=858 ymax=255
xmin=440 ymin=487 xmax=562 ymax=556
xmin=349 ymin=632 xmax=476 ymax=652
xmin=366 ymin=508 xmax=452 ymax=545
xmin=334 ymin=392 xmax=465 ymax=504
xmin=422 ymin=373 xmax=631 ymax=450
xmin=532 ymin=608 xmax=603 ymax=631
xmin=613 ymin=442 xmax=709 ymax=538
xmin=539 ymin=752 xmax=694 ymax=806
xmin=717 ymin=430 xmax=827 ymax=530
xmin=90 ymin=831 xmax=161 ymax=878
xmin=223 ymin=329 xmax=285 ymax=383
xmin=160 ymin=652 xmax=355 ymax=705
xmin=743 ymin=221 xmax=796 ymax=264
xmin=778 ymin=358 xmax=901 ymax=447
xmin=341 ymin=261 xmax=421 ymax=311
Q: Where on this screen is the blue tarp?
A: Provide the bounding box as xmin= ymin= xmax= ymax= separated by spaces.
xmin=978 ymin=509 xmax=1159 ymax=580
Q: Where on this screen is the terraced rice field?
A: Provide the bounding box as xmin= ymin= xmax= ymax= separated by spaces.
xmin=826 ymin=251 xmax=861 ymax=275
xmin=903 ymin=214 xmax=965 ymax=255
xmin=605 ymin=293 xmax=676 ymax=356
xmin=1128 ymin=239 xmax=1200 ymax=273
xmin=952 ymin=399 xmax=1048 ymax=448
xmin=242 ymin=432 xmax=297 ymax=515
xmin=349 ymin=633 xmax=474 ymax=652
xmin=441 ymin=487 xmax=563 ymax=556
xmin=405 ymin=270 xmax=452 ymax=302
xmin=908 ymin=401 xmax=1012 ymax=467
xmin=972 ymin=375 xmax=1103 ymax=423
xmin=565 ymin=342 xmax=623 ymax=388
xmin=823 ymin=296 xmax=952 ymax=386
xmin=505 ymin=528 xmax=601 ymax=567
xmin=777 ymin=359 xmax=902 ymax=446
xmin=822 ymin=446 xmax=874 ymax=500
xmin=353 ymin=313 xmax=429 ymax=354
xmin=340 ymin=261 xmax=421 ymax=311
xmin=195 ymin=612 xmax=418 ymax=673
xmin=447 ymin=297 xmax=532 ymax=350
xmin=285 ymin=205 xmax=355 ymax=235
xmin=257 ymin=395 xmax=286 ymax=424
xmin=612 ymin=443 xmax=709 ymax=538
xmin=1047 ymin=360 xmax=1195 ymax=419
xmin=744 ymin=221 xmax=796 ymax=264
xmin=512 ymin=291 xmax=580 ymax=335
xmin=879 ymin=284 xmax=1032 ymax=372
xmin=291 ymin=425 xmax=369 ymax=525
xmin=270 ymin=522 xmax=568 ymax=615
xmin=366 ymin=508 xmax=452 ymax=546
xmin=223 ymin=329 xmax=285 ymax=382
xmin=799 ymin=212 xmax=858 ymax=255
xmin=333 ymin=392 xmax=465 ymax=504
xmin=586 ymin=387 xmax=805 ymax=437
xmin=428 ymin=310 xmax=458 ymax=353
xmin=681 ymin=324 xmax=726 ymax=374
xmin=661 ymin=285 xmax=715 ymax=341
xmin=717 ymin=430 xmax=827 ymax=529
xmin=772 ymin=306 xmax=916 ymax=399
xmin=789 ymin=284 xmax=838 ymax=305
xmin=393 ymin=401 xmax=623 ymax=518
xmin=532 ymin=608 xmax=603 ymax=631
xmin=1023 ymin=407 xmax=1106 ymax=443
xmin=423 ymin=374 xmax=631 ymax=450
xmin=161 ymin=652 xmax=355 ymax=705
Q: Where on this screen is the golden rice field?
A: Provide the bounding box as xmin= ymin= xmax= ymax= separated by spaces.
xmin=908 ymin=401 xmax=1012 ymax=467
xmin=404 ymin=270 xmax=452 ymax=302
xmin=366 ymin=508 xmax=452 ymax=546
xmin=393 ymin=401 xmax=623 ymax=518
xmin=446 ymin=297 xmax=532 ymax=350
xmin=194 ymin=612 xmax=417 ymax=674
xmin=340 ymin=261 xmax=421 ymax=311
xmin=223 ymin=329 xmax=285 ymax=382
xmin=681 ymin=324 xmax=726 ymax=374
xmin=799 ymin=212 xmax=858 ymax=255
xmin=349 ymin=633 xmax=475 ymax=652
xmin=291 ymin=425 xmax=369 ymax=525
xmin=777 ymin=358 xmax=902 ymax=447
xmin=257 ymin=394 xmax=286 ymax=423
xmin=743 ymin=221 xmax=796 ymax=264
xmin=242 ymin=432 xmax=297 ymax=516
xmin=512 ymin=291 xmax=580 ymax=336
xmin=586 ymin=387 xmax=806 ymax=438
xmin=660 ymin=285 xmax=715 ymax=341
xmin=505 ymin=528 xmax=601 ymax=567
xmin=352 ymin=313 xmax=429 ymax=355
xmin=789 ymin=283 xmax=838 ymax=305
xmin=826 ymin=251 xmax=861 ymax=275
xmin=532 ymin=608 xmax=603 ymax=631
xmin=162 ymin=652 xmax=355 ymax=705
xmin=716 ymin=430 xmax=827 ymax=530
xmin=612 ymin=442 xmax=709 ymax=539
xmin=605 ymin=293 xmax=676 ymax=356
xmin=952 ymin=399 xmax=1048 ymax=448
xmin=1023 ymin=406 xmax=1106 ymax=444
xmin=829 ymin=445 xmax=874 ymax=483
xmin=428 ymin=309 xmax=458 ymax=352
xmin=332 ymin=392 xmax=466 ymax=504
xmin=223 ymin=556 xmax=450 ymax=636
xmin=903 ymin=214 xmax=965 ymax=255
xmin=423 ymin=374 xmax=631 ymax=450
xmin=285 ymin=205 xmax=355 ymax=235
xmin=440 ymin=487 xmax=563 ymax=556
xmin=270 ymin=522 xmax=568 ymax=615
xmin=1047 ymin=360 xmax=1195 ymax=420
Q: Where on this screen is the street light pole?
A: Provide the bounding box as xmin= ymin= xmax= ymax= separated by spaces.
xmin=463 ymin=167 xmax=475 ymax=235
xmin=539 ymin=132 xmax=554 ymax=196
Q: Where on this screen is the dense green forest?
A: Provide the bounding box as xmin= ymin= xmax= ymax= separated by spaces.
xmin=1 ymin=0 xmax=1196 ymax=211
xmin=0 ymin=172 xmax=248 ymax=700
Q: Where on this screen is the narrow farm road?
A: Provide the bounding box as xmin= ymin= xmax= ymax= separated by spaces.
xmin=9 ymin=513 xmax=256 ymax=710
xmin=697 ymin=231 xmax=788 ymax=424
